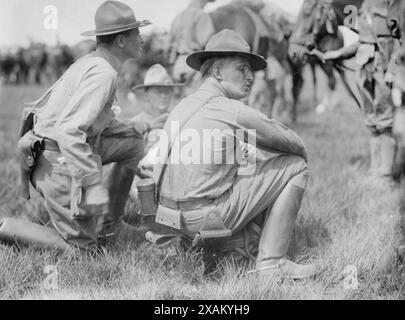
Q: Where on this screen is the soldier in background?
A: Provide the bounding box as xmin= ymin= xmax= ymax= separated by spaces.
xmin=168 ymin=0 xmax=216 ymax=63
xmin=130 ymin=64 xmax=182 ymax=185
xmin=317 ymin=0 xmax=401 ymax=182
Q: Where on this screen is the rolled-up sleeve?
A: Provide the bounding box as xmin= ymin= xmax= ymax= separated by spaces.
xmin=236 ymin=104 xmax=307 ymax=160
xmin=55 ymin=67 xmax=116 ymax=187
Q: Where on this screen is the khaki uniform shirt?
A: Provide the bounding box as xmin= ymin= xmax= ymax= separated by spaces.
xmin=154 ymin=78 xmax=307 ymax=201
xmin=33 ymin=51 xmax=142 ymax=188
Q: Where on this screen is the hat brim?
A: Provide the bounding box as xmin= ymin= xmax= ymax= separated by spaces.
xmin=132 ymin=83 xmax=184 ymax=91
xmin=186 ymin=51 xmax=267 ymax=72
xmin=81 ymin=20 xmax=151 ymax=37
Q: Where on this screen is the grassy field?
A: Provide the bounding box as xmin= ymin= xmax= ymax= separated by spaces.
xmin=0 ymin=70 xmax=404 ymax=300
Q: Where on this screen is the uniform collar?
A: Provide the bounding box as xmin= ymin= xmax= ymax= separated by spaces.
xmin=197 ymin=77 xmax=228 ymax=98
xmin=95 ymin=46 xmax=122 ymax=72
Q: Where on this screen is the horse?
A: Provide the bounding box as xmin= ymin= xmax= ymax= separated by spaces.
xmin=288 ymin=0 xmax=364 ymax=122
xmin=0 ymin=53 xmax=17 ymax=84
xmin=168 ymin=1 xmax=292 ymax=118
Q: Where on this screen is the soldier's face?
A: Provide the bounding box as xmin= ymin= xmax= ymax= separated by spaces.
xmin=145 ymin=87 xmax=175 ymax=113
xmin=124 ymin=28 xmax=144 ymax=59
xmin=218 ymin=57 xmax=254 ymax=100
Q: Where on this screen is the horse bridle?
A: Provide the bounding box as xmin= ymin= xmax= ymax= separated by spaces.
xmin=290 ymin=0 xmax=337 ymax=52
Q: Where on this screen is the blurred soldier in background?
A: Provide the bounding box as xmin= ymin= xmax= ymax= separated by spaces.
xmin=318 ymin=0 xmax=401 ymax=182
xmin=130 ymin=64 xmax=182 ymax=186
xmin=168 ymin=0 xmax=216 ymax=64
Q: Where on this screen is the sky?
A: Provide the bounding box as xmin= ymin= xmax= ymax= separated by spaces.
xmin=0 ymin=0 xmax=304 ymax=48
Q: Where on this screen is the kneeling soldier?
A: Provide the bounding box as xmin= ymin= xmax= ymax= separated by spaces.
xmin=18 ymin=1 xmax=167 ymax=250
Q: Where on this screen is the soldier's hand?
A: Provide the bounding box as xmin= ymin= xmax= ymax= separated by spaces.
xmin=385 ymin=72 xmax=394 ymax=87
xmin=149 ymin=113 xmax=169 ymax=130
xmin=323 ymin=50 xmax=341 ymax=61
xmin=308 ymin=49 xmax=325 ymax=63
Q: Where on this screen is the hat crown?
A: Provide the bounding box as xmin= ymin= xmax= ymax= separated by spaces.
xmin=205 ymin=29 xmax=251 ymax=54
xmin=143 ymin=64 xmax=174 ymax=86
xmin=95 ymin=1 xmax=136 ymax=31
xmin=186 ymin=29 xmax=267 ymax=72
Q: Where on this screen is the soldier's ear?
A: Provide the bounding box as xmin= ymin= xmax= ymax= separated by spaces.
xmin=213 ymin=66 xmax=222 ymax=81
xmin=116 ymin=34 xmax=126 ymax=49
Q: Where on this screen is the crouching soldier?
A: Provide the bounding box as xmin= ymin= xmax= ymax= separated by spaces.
xmin=11 ymin=1 xmax=168 ymax=251
xmin=152 ymin=30 xmax=317 ymax=279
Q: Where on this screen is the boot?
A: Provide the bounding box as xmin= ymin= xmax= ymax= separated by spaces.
xmin=253 ymin=182 xmax=317 ymax=280
xmin=369 ymin=135 xmax=381 ymax=176
xmin=379 ymin=131 xmax=397 ymax=178
xmin=248 ymin=258 xmax=317 ymax=280
xmin=0 ymin=217 xmax=74 ymax=252
xmin=98 ymin=164 xmax=136 ymax=246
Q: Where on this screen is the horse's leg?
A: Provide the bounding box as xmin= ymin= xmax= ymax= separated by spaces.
xmin=265 ymin=79 xmax=277 ymax=118
xmin=310 ymin=61 xmax=318 ymax=107
xmin=291 ymin=68 xmax=304 ymax=123
xmin=317 ymin=61 xmax=336 ymax=114
xmin=278 ymin=75 xmax=287 ymax=111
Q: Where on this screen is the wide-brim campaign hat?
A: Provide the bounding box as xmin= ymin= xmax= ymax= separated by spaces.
xmin=186 ymin=29 xmax=267 ymax=72
xmin=81 ymin=1 xmax=151 ymax=37
xmin=133 ymin=64 xmax=184 ymax=91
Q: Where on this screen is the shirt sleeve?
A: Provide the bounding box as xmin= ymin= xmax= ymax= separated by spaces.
xmin=340 ymin=41 xmax=360 ymax=60
xmin=54 ymin=67 xmax=117 ymax=188
xmin=236 ymin=104 xmax=307 ymax=161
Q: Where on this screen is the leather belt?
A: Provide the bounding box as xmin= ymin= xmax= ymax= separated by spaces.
xmin=159 ymin=196 xmax=214 ymax=211
xmin=42 ymin=138 xmax=60 ymax=152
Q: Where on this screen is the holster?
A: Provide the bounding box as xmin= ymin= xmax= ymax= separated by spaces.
xmin=192 ymin=209 xmax=232 ymax=275
xmin=191 ymin=209 xmax=232 ymax=248
xmin=17 ymin=108 xmax=43 ymax=200
xmin=153 ymin=204 xmax=232 ymax=275
xmin=150 ymin=206 xmax=232 ymax=246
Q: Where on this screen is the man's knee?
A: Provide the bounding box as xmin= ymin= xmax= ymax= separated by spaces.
xmin=116 ymin=137 xmax=145 ymax=171
xmin=288 ymin=156 xmax=309 ymax=190
xmin=289 ymin=169 xmax=309 ymax=190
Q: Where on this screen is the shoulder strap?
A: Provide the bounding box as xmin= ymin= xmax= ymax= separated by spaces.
xmin=25 ymin=75 xmax=64 ymax=112
xmin=155 ymin=96 xmax=214 ymax=201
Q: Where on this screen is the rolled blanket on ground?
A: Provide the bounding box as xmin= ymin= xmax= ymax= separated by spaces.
xmin=0 ymin=217 xmax=72 ymax=251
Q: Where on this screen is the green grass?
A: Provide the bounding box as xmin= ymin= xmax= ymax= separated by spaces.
xmin=0 ymin=72 xmax=404 ymax=300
